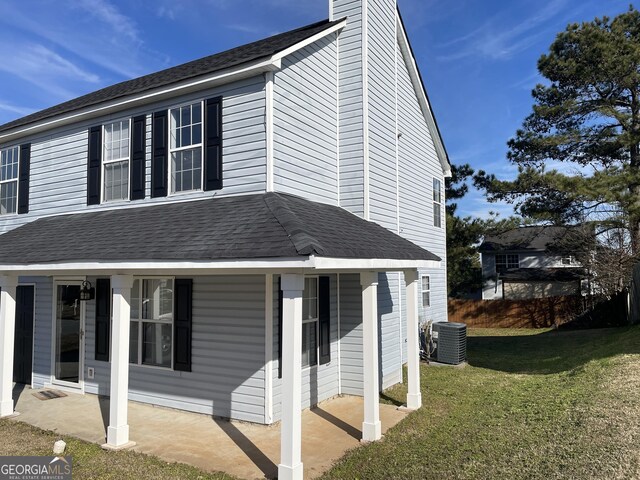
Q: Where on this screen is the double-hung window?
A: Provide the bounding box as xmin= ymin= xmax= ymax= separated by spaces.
xmin=0 ymin=146 xmax=19 ymax=215
xmin=421 ymin=275 xmax=431 ymax=308
xmin=302 ymin=277 xmax=319 ymax=368
xmin=433 ymin=178 xmax=442 ymax=228
xmin=170 ymin=102 xmax=203 ymax=194
xmin=130 ymin=278 xmax=174 ymax=368
xmin=495 ymin=254 xmax=519 ymax=273
xmin=103 ymin=120 xmax=130 ymax=202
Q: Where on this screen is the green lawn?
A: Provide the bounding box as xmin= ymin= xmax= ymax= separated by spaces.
xmin=2 ymin=327 xmax=639 ymax=479
xmin=323 ymin=326 xmax=640 ymax=479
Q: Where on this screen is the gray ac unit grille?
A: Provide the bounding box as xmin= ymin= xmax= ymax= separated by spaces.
xmin=433 ymin=322 xmax=467 ymax=365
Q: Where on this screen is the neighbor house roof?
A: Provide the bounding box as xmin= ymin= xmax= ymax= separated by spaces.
xmin=0 ymin=193 xmax=440 ymax=264
xmin=0 ymin=18 xmax=343 ymax=134
xmin=479 ymin=226 xmax=589 ymax=253
xmin=500 ymin=268 xmax=588 ymax=282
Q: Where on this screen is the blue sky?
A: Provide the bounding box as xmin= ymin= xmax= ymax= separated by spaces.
xmin=0 ymin=0 xmax=632 ymax=218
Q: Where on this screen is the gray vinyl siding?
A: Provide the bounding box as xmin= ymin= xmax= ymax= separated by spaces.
xmin=335 ymin=0 xmax=365 ymax=216
xmin=378 ymin=272 xmax=402 ymax=389
xmin=82 ymin=275 xmax=266 ymax=423
xmin=272 ymin=274 xmax=340 ymax=422
xmin=0 ymin=76 xmax=267 ymax=235
xmin=273 ymin=35 xmax=338 ymax=205
xmin=338 ymin=273 xmax=363 ymax=395
xmin=20 ymin=276 xmax=52 ymax=389
xmin=397 ymin=41 xmax=448 ymax=326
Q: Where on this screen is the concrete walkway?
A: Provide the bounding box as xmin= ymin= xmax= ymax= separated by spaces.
xmin=11 ymin=385 xmax=408 ymax=479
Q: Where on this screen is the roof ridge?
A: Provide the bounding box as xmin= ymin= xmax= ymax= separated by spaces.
xmin=262 ymin=193 xmax=327 ymax=256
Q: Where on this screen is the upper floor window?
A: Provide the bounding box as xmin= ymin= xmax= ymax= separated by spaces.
xmin=421 ymin=275 xmax=431 ymax=308
xmin=433 ymin=178 xmax=442 ymax=228
xmin=103 ymin=120 xmax=130 ymax=202
xmin=0 ymin=146 xmax=19 ymax=215
xmin=496 ymin=254 xmax=519 ymax=273
xmin=170 ymin=102 xmax=203 ymax=194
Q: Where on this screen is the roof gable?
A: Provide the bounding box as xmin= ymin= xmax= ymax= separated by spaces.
xmin=479 ymin=226 xmax=591 ymax=253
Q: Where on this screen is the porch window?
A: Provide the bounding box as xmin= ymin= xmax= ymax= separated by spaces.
xmin=433 ymin=177 xmax=442 ymax=228
xmin=130 ymin=278 xmax=174 ymax=368
xmin=102 ymin=120 xmax=130 ymax=202
xmin=0 ymin=146 xmax=19 ymax=215
xmin=495 ymin=254 xmax=519 ymax=273
xmin=302 ymin=277 xmax=318 ymax=368
xmin=421 ymin=275 xmax=430 ymax=308
xmin=169 ymin=102 xmax=203 ymax=194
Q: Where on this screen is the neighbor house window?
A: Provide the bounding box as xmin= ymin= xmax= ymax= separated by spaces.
xmin=561 ymin=256 xmax=573 ymax=265
xmin=0 ymin=146 xmax=19 ymax=215
xmin=302 ymin=277 xmax=318 ymax=368
xmin=170 ymin=102 xmax=203 ymax=193
xmin=130 ymin=278 xmax=174 ymax=368
xmin=103 ymin=120 xmax=130 ymax=202
xmin=495 ymin=254 xmax=519 ymax=273
xmin=433 ymin=178 xmax=442 ymax=228
xmin=421 ymin=275 xmax=431 ymax=308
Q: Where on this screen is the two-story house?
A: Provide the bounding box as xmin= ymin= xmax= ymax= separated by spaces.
xmin=480 ymin=226 xmax=589 ymax=300
xmin=0 ymin=1 xmax=450 ymax=479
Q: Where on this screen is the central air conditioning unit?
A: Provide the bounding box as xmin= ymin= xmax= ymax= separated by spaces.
xmin=431 ymin=322 xmax=467 ymax=365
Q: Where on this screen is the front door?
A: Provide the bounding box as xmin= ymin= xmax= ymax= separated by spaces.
xmin=13 ymin=285 xmax=35 ymax=384
xmin=53 ymin=283 xmax=84 ymax=388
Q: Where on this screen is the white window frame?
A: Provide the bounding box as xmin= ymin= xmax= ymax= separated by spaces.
xmin=302 ymin=276 xmax=319 ymax=369
xmin=561 ymin=255 xmax=573 ymax=265
xmin=495 ymin=254 xmax=519 ymax=273
xmin=421 ymin=275 xmax=430 ymax=308
xmin=101 ymin=118 xmax=131 ymax=204
xmin=0 ymin=145 xmax=19 ymax=216
xmin=433 ymin=177 xmax=442 ymax=228
xmin=129 ymin=276 xmax=175 ymax=370
xmin=168 ymin=100 xmax=205 ymax=196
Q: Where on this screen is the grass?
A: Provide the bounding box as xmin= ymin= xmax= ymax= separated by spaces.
xmin=2 ymin=327 xmax=639 ymax=479
xmin=0 ymin=419 xmax=238 ymax=480
xmin=322 ymin=326 xmax=640 ymax=480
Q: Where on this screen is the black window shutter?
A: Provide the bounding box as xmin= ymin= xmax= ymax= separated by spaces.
xmin=319 ymin=276 xmax=331 ymax=365
xmin=204 ymin=96 xmax=223 ymax=191
xmin=17 ymin=143 xmax=30 ymax=214
xmin=87 ymin=126 xmax=102 ymax=205
xmin=130 ymin=115 xmax=146 ymax=200
xmin=278 ymin=276 xmax=283 ymax=379
xmin=151 ymin=110 xmax=168 ymax=198
xmin=174 ymin=278 xmax=193 ymax=372
xmin=95 ymin=278 xmax=111 ymax=362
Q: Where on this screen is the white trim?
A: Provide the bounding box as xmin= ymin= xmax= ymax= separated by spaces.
xmin=329 ymin=0 xmax=334 ymax=21
xmin=167 ymin=101 xmax=205 ymax=196
xmin=397 ymin=271 xmax=403 ymax=368
xmin=335 ymin=30 xmax=340 ymax=205
xmin=17 ymin=282 xmax=37 ymax=390
xmin=336 ymin=273 xmax=341 ymax=395
xmin=0 ymin=256 xmax=440 ymax=275
xmin=396 ymin=17 xmax=451 ymax=177
xmin=362 ymin=1 xmax=371 ymax=220
xmin=0 ymin=20 xmax=348 ymax=146
xmin=0 ymin=144 xmax=20 ymax=217
xmin=265 ymin=71 xmax=275 ymax=193
xmin=101 ymin=118 xmax=132 ymax=204
xmin=50 ymin=278 xmax=86 ymax=393
xmin=264 ymin=273 xmax=274 ymax=424
xmin=394 ymin=13 xmax=401 ymax=235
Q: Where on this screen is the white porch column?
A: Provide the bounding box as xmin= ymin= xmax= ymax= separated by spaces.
xmin=0 ymin=275 xmax=18 ymax=418
xmin=360 ymin=271 xmax=381 ymax=442
xmin=278 ymin=273 xmax=304 ymax=480
xmin=105 ymin=274 xmax=135 ymax=449
xmin=405 ymin=270 xmax=422 ymax=410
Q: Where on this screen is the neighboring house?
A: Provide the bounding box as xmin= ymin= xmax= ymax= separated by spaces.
xmin=479 ymin=226 xmax=588 ymax=300
xmin=0 ymin=1 xmax=450 ymax=479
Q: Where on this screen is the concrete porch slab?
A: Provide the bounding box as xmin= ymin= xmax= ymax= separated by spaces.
xmin=11 ymin=386 xmax=408 ymax=480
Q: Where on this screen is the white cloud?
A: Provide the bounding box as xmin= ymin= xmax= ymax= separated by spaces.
xmin=0 ymin=101 xmax=33 ymax=117
xmin=73 ymin=0 xmax=139 ymax=42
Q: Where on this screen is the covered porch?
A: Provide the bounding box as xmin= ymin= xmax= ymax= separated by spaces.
xmin=0 ymin=193 xmax=440 ymax=480
xmin=11 ymin=386 xmax=408 ymax=479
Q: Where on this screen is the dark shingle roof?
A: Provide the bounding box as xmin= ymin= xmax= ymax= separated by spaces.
xmin=500 ymin=268 xmax=588 ymax=282
xmin=0 ymin=193 xmax=440 ymax=264
xmin=0 ymin=19 xmax=342 ymax=134
xmin=479 ymin=226 xmax=588 ymax=253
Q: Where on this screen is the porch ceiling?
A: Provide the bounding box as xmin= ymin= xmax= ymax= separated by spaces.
xmin=0 ymin=192 xmax=440 ymax=274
